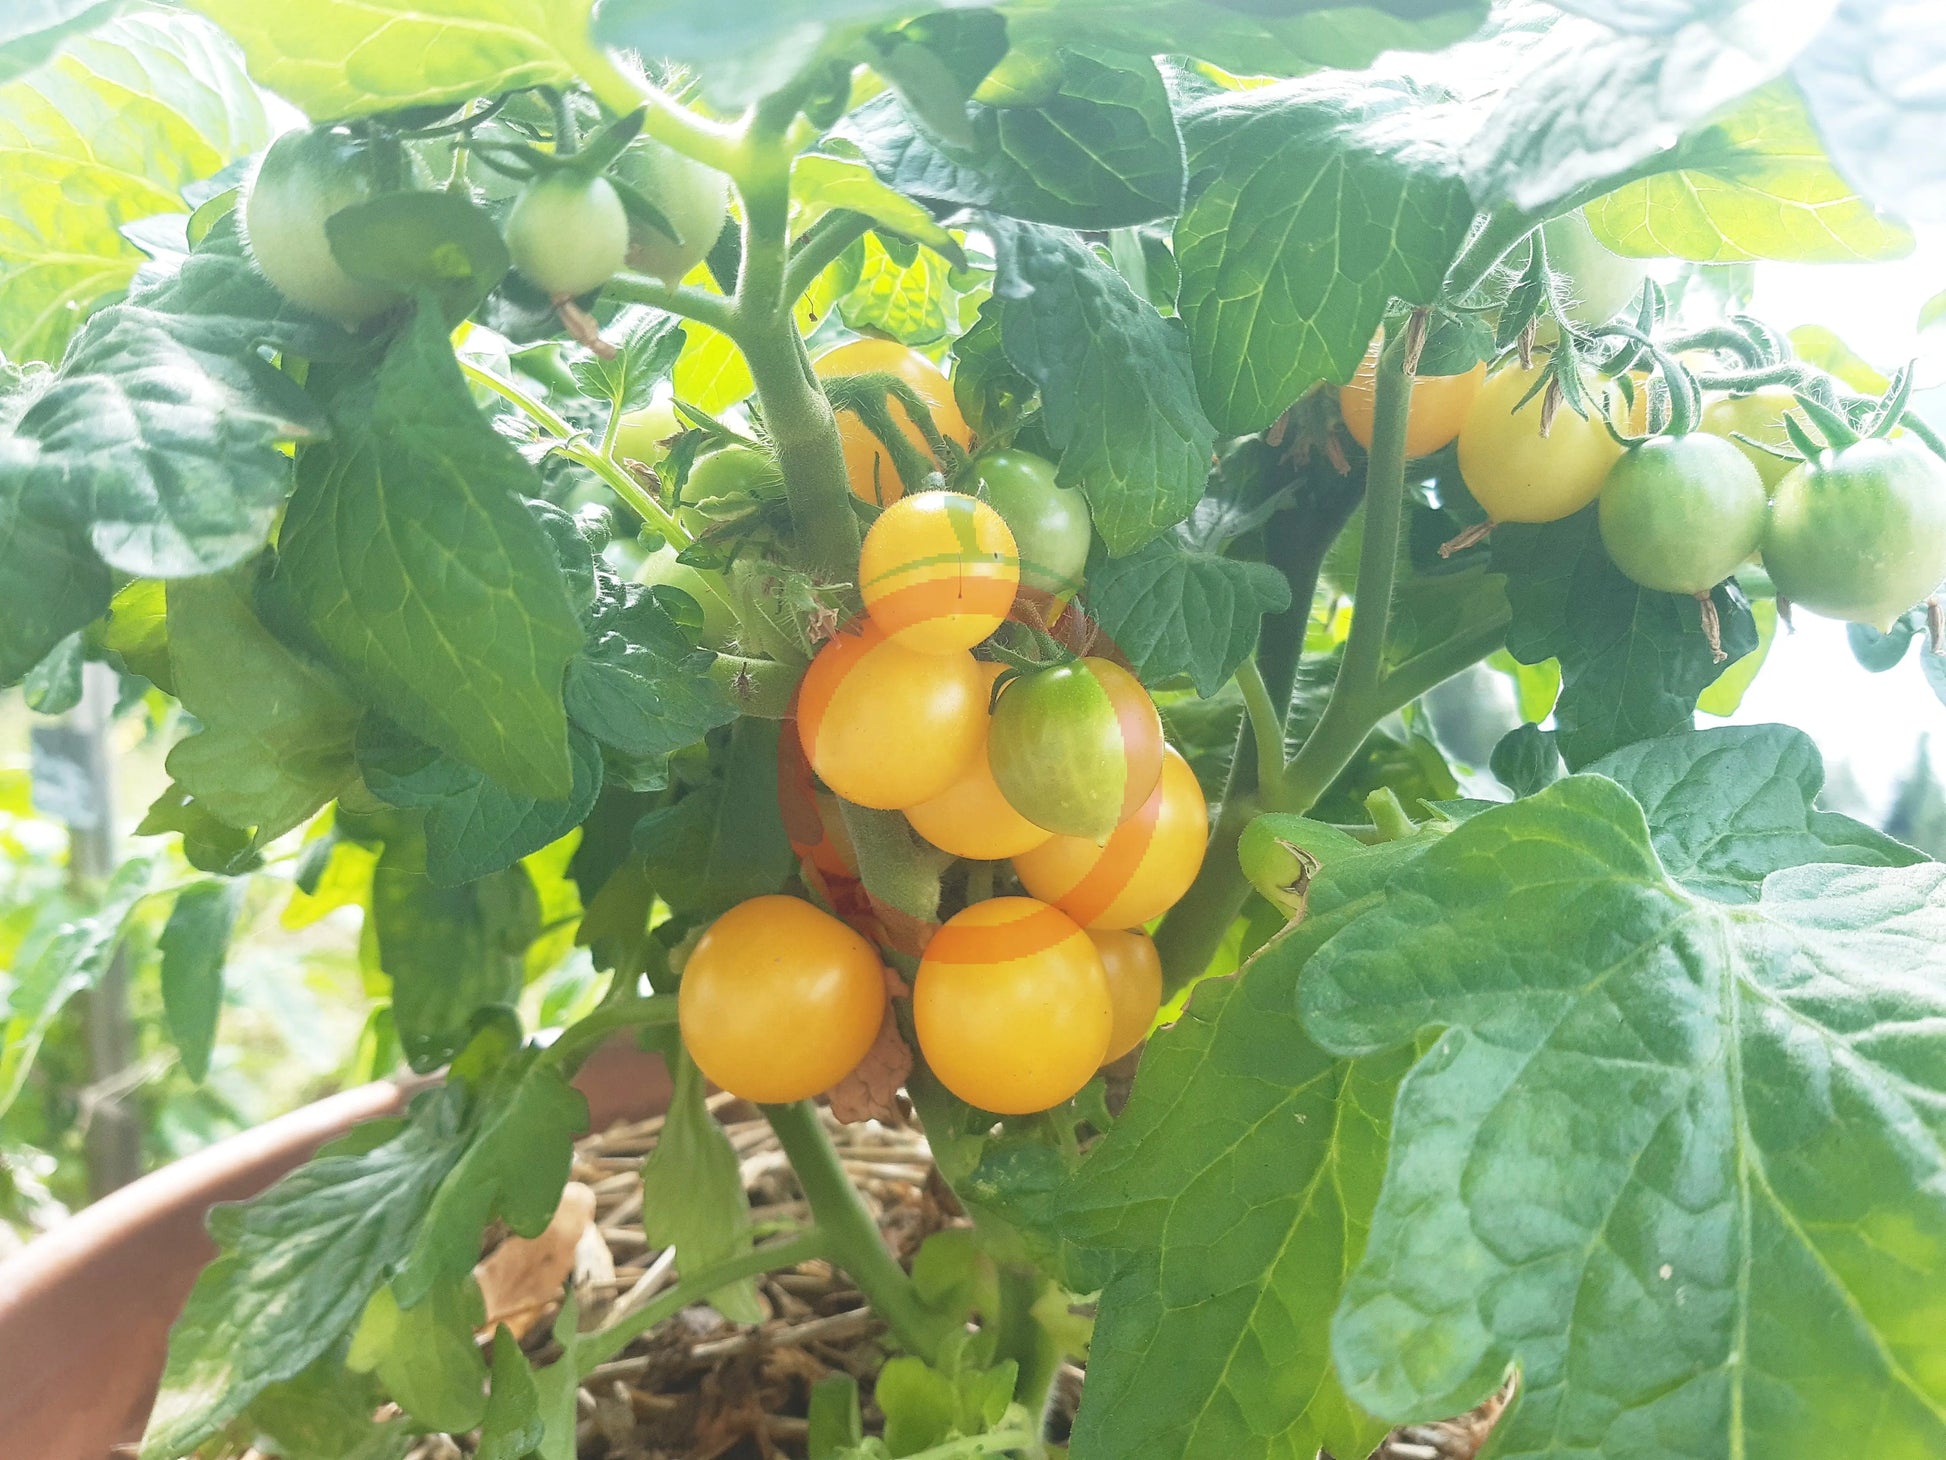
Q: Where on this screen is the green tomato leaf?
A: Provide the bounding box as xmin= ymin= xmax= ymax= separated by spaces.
xmin=1465 ymin=3 xmax=1833 ymax=221
xmin=326 ymin=190 xmax=511 ymax=325
xmin=831 ymin=46 xmax=1185 ymax=230
xmin=273 ymin=305 xmax=583 ymax=799
xmin=1584 ymin=83 xmax=1912 ymax=263
xmin=0 ymin=855 xmax=150 ymax=1121
xmin=479 ymin=1327 xmax=546 ymax=1460
xmin=1587 ymin=724 xmax=1928 ymax=904
xmin=1794 ymin=0 xmax=1946 ymax=223
xmin=0 ymin=1 xmax=120 ymax=85
xmin=1084 ymin=536 xmax=1291 ymax=697
xmin=566 ymin=571 xmax=736 ymax=762
xmin=140 ymin=1086 xmax=470 ymax=1460
xmin=1047 ymin=836 xmax=1434 ymax=1460
xmin=0 ymin=221 xmax=341 ymax=685
xmin=0 ymin=7 xmax=269 ymax=361
xmin=396 ymin=1055 xmax=588 ymax=1309
xmin=358 ymin=717 xmax=602 ymax=889
xmin=1174 ymin=75 xmax=1475 ymax=434
xmin=1489 ymin=722 xmax=1562 ymax=797
xmin=641 ymin=1052 xmax=763 ymax=1323
xmin=348 ymin=1277 xmax=489 ymax=1435
xmin=186 ymin=0 xmax=607 ymax=121
xmin=21 ymin=630 xmax=84 ymax=714
xmin=1301 ymin=774 xmax=1946 ymax=1459
xmin=632 ymin=720 xmax=793 ymax=919
xmin=987 ymin=218 xmax=1215 ymax=554
xmin=834 ymin=231 xmax=987 ymax=347
xmin=159 ymin=878 xmax=243 ymax=1084
xmin=1491 ymin=507 xmax=1758 ymax=768
xmin=244 ymin=1356 xmax=410 ymax=1460
xmin=371 ymin=838 xmax=533 ymax=1073
xmin=569 ymin=307 xmax=684 ymax=414
xmin=164 ymin=568 xmax=362 ymax=843
xmin=793 ymin=151 xmax=966 ymax=263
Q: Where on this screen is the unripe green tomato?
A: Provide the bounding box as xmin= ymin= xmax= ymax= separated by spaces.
xmin=244 ymin=125 xmax=416 ymax=325
xmin=1762 ymin=437 xmax=1946 ymax=630
xmin=615 ymin=397 xmax=681 ymax=467
xmin=634 ymin=541 xmax=738 ymax=647
xmin=988 ymin=658 xmax=1164 ymax=840
xmin=1699 ymin=387 xmax=1800 ymax=491
xmin=612 ymin=136 xmax=730 ymax=282
xmin=685 ymin=444 xmax=783 ymax=503
xmin=506 ymin=172 xmax=628 ymax=298
xmin=968 ymin=449 xmax=1093 ymax=598
xmin=1597 ymin=434 xmax=1769 ymax=596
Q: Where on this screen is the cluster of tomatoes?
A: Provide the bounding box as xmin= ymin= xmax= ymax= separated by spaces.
xmin=1342 ymin=340 xmax=1946 ymax=633
xmin=677 ymin=356 xmax=1208 ymax=1117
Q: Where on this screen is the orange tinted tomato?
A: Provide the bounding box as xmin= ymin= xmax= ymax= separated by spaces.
xmin=678 ymin=895 xmax=886 ymax=1104
xmin=913 ymin=897 xmax=1112 ymax=1114
xmin=798 ymin=620 xmax=984 ymax=809
xmin=987 ymin=657 xmax=1164 ymax=840
xmin=1456 ymin=363 xmax=1623 ymax=523
xmin=1088 ymin=928 xmax=1163 ymax=1063
xmin=1012 ymin=747 xmax=1208 ymax=929
xmin=905 ymin=664 xmax=1053 ymax=861
xmin=815 ymin=338 xmax=973 ymax=506
xmin=859 ymin=490 xmax=1019 ymax=654
xmin=1339 ymin=337 xmax=1485 ymax=458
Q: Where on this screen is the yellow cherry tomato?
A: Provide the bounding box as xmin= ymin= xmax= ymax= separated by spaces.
xmin=798 ymin=619 xmax=984 ymax=810
xmin=815 ymin=338 xmax=973 ymax=506
xmin=904 ymin=664 xmax=1053 ymax=861
xmin=1456 ymin=363 xmax=1623 ymax=523
xmin=1012 ymin=747 xmax=1208 ymax=929
xmin=678 ymin=895 xmax=886 ymax=1104
xmin=859 ymin=490 xmax=1019 ymax=654
xmin=914 ymin=896 xmax=1112 ymax=1114
xmin=1088 ymin=928 xmax=1163 ymax=1063
xmin=1339 ymin=337 xmax=1486 ymax=458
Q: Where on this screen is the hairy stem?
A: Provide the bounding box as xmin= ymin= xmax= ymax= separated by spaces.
xmin=764 ymin=1100 xmax=950 ymax=1361
xmin=536 ymin=995 xmax=677 ymax=1075
xmin=603 ymin=271 xmax=743 ymax=338
xmin=1236 ymin=657 xmax=1285 ymax=795
xmin=785 ymin=210 xmax=873 ymax=301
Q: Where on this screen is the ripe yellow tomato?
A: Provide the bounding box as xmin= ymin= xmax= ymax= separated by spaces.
xmin=1089 ymin=928 xmax=1163 ymax=1063
xmin=904 ymin=664 xmax=1053 ymax=861
xmin=797 ymin=619 xmax=984 ymax=810
xmin=815 ymin=338 xmax=973 ymax=506
xmin=1457 ymin=363 xmax=1623 ymax=523
xmin=859 ymin=490 xmax=1019 ymax=654
xmin=678 ymin=895 xmax=886 ymax=1104
xmin=1338 ymin=337 xmax=1485 ymax=458
xmin=1012 ymin=747 xmax=1208 ymax=929
xmin=914 ymin=896 xmax=1112 ymax=1114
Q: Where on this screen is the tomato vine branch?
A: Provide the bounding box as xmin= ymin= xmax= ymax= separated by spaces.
xmin=536 ymin=994 xmax=677 ymax=1075
xmin=785 ymin=210 xmax=873 ymax=302
xmin=763 ymin=1100 xmax=952 ymax=1362
xmin=1235 ymin=657 xmax=1285 ymax=795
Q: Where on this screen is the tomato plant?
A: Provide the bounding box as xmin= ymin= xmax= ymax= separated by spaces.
xmin=798 ymin=619 xmax=985 ymax=809
xmin=1763 ymin=436 xmax=1946 ymax=629
xmin=987 ymin=656 xmax=1165 ymax=839
xmin=12 ymin=6 xmax=1946 ymax=1460
xmin=858 ymin=489 xmax=1020 ymax=652
xmin=1457 ymin=362 xmax=1624 ymax=522
xmin=1597 ymin=433 xmax=1768 ymax=595
xmin=505 ymin=171 xmax=630 ymax=298
xmin=678 ymin=895 xmax=886 ymax=1103
xmin=967 ymin=448 xmax=1093 ymax=598
xmin=913 ymin=897 xmax=1112 ymax=1114
xmin=1338 ymin=337 xmax=1484 ymax=457
xmin=814 ymin=337 xmax=973 ymax=505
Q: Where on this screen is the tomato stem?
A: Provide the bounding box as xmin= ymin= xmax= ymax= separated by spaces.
xmin=574 ymin=1228 xmax=830 ymax=1371
xmin=536 ymin=994 xmax=677 ymax=1076
xmin=763 ymin=1100 xmax=952 ymax=1361
xmin=785 ymin=210 xmax=873 ymax=301
xmin=1235 ymin=656 xmax=1285 ymax=795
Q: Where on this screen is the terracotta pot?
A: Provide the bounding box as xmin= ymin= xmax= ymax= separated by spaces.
xmin=0 ymin=1038 xmax=671 ymax=1460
